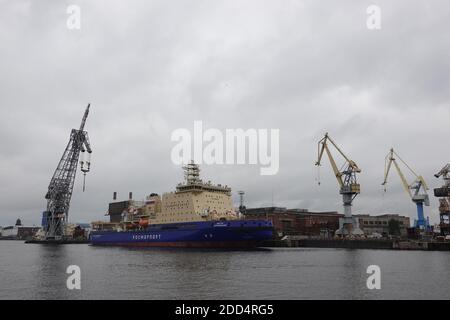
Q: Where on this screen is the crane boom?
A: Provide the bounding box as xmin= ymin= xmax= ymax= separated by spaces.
xmin=79 ymin=104 xmax=90 ymax=132
xmin=393 ymin=160 xmax=412 ymax=196
xmin=382 ymin=148 xmax=429 ymax=200
xmin=435 ymin=164 xmax=450 ymax=179
xmin=43 ymin=104 xmax=92 ymax=240
xmin=383 ymin=148 xmax=412 ymax=197
xmin=316 ymin=133 xmax=361 ymax=188
xmin=318 ymin=140 xmax=344 ymax=187
xmin=323 ymin=134 xmax=360 ymax=172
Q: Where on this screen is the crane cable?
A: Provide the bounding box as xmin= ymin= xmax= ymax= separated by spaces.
xmin=316 ymin=152 xmax=348 ymax=186
xmin=317 ymin=166 xmax=321 ymax=186
xmin=82 ymin=173 xmax=87 ymax=192
xmin=394 ymin=150 xmax=420 ymax=179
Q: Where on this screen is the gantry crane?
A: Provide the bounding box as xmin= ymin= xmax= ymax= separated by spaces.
xmin=382 ymin=148 xmax=429 ymax=230
xmin=315 ymin=133 xmax=364 ymax=236
xmin=43 ymin=104 xmax=92 ymax=240
xmin=434 ymin=164 xmax=450 ymax=235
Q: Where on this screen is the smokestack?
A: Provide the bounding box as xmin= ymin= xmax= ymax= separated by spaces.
xmin=129 ymin=192 xmax=133 ymax=200
xmin=238 ymin=191 xmax=246 ymax=215
xmin=113 ymin=192 xmax=117 ymax=200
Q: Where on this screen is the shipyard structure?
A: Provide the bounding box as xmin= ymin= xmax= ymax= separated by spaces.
xmin=0 ymin=219 xmax=40 ymax=240
xmin=244 ymin=207 xmax=411 ymax=239
xmin=103 ymin=163 xmax=237 ymax=227
xmin=24 ymin=105 xmax=450 ymax=248
xmin=90 ymin=162 xmax=273 ymax=247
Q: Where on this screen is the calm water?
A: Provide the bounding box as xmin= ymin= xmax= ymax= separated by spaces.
xmin=1 ymin=240 xmax=450 ymax=300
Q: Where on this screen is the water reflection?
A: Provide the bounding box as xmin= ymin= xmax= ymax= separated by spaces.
xmin=1 ymin=242 xmax=450 ymax=300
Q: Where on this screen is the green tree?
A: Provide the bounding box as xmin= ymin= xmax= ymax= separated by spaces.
xmin=388 ymin=219 xmax=401 ymax=236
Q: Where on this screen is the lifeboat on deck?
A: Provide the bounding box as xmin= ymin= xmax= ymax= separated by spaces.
xmin=139 ymin=218 xmax=149 ymax=228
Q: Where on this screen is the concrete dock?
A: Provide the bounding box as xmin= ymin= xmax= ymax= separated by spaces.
xmin=263 ymin=239 xmax=450 ymax=251
xmin=25 ymin=239 xmax=90 ymax=244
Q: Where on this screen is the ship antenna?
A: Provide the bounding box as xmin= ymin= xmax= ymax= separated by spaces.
xmin=183 ymin=160 xmax=201 ymax=185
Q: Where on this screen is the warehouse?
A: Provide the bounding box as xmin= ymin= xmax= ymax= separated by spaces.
xmin=244 ymin=207 xmax=342 ymax=238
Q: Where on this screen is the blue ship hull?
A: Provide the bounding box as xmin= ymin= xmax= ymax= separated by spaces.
xmin=90 ymin=220 xmax=273 ymax=248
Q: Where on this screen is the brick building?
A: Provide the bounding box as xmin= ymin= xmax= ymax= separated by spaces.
xmin=244 ymin=207 xmax=343 ymax=238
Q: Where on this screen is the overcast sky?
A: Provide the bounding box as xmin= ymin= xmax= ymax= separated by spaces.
xmin=0 ymin=0 xmax=449 ymax=227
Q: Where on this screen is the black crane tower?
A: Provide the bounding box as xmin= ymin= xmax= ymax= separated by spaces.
xmin=43 ymin=104 xmax=92 ymax=240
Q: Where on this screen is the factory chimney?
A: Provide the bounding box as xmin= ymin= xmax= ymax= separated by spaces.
xmin=238 ymin=191 xmax=246 ymax=216
xmin=129 ymin=192 xmax=133 ymax=200
xmin=113 ymin=192 xmax=117 ymax=200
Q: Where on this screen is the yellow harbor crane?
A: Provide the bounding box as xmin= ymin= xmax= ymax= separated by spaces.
xmin=382 ymin=148 xmax=430 ymax=230
xmin=315 ymin=133 xmax=364 ymax=236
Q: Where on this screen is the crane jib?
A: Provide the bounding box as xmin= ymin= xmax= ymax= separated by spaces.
xmin=43 ymin=104 xmax=92 ymax=240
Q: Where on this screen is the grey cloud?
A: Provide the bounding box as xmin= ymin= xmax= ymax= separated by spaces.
xmin=0 ymin=0 xmax=449 ymax=226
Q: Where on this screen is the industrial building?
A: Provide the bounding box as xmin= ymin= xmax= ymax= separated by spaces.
xmin=0 ymin=219 xmax=40 ymax=240
xmin=244 ymin=207 xmax=412 ymax=239
xmin=354 ymin=214 xmax=410 ymax=237
xmin=244 ymin=207 xmax=342 ymax=238
xmin=107 ymin=198 xmax=145 ymax=223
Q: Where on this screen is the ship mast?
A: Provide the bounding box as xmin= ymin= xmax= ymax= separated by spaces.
xmin=183 ymin=161 xmax=202 ymax=185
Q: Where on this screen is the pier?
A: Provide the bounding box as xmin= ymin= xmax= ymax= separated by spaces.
xmin=262 ymin=239 xmax=450 ymax=251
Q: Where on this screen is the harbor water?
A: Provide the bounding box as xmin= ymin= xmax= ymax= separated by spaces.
xmin=1 ymin=240 xmax=449 ymax=300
